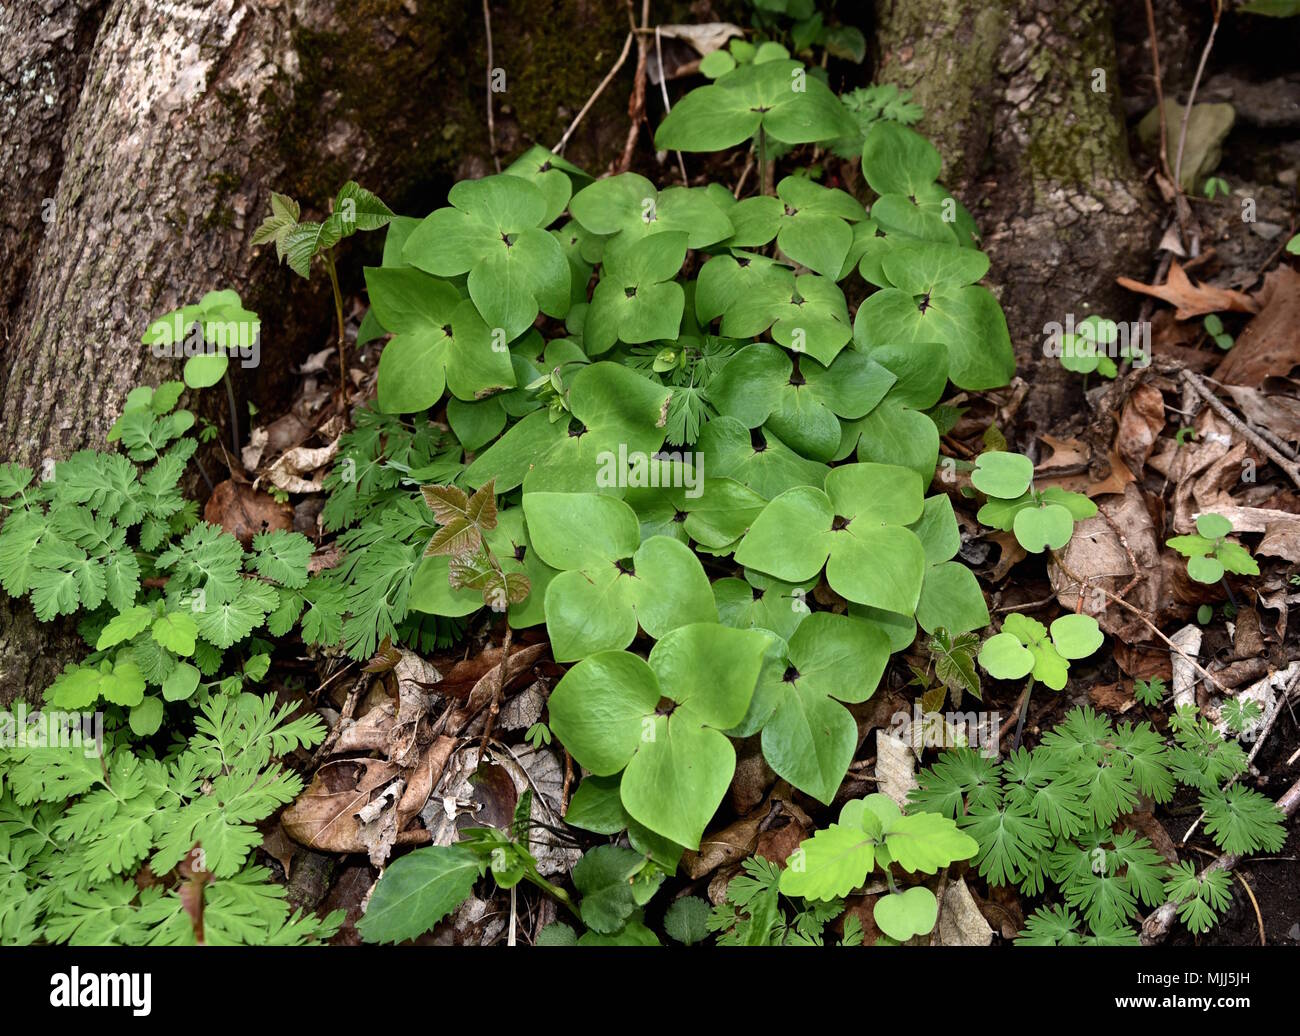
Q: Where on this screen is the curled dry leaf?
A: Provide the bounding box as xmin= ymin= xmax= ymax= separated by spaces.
xmin=282 ymin=757 xmax=402 ymax=853
xmin=265 ymin=438 xmax=340 ymax=494
xmin=418 ymin=744 xmax=579 ymax=876
xmin=653 ymin=22 xmax=744 ymax=55
xmin=1212 ymin=265 xmax=1300 ymax=386
xmin=683 ymin=813 xmax=761 ymax=880
xmin=1169 ymin=624 xmax=1203 ymax=710
xmin=936 ymin=877 xmax=993 ymax=947
xmin=875 ymin=731 xmax=917 ymax=808
xmin=1116 ymin=382 xmax=1166 ymax=477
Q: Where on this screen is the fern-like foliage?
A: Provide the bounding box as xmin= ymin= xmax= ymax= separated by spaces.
xmin=914 ymin=704 xmax=1282 ymax=941
xmin=0 ymin=695 xmax=338 ymax=945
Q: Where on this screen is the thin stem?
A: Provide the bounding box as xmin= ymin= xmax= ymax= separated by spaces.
xmin=323 ymin=250 xmax=347 ymax=402
xmin=1219 ymin=576 xmax=1238 ymax=611
xmin=482 ymin=0 xmax=500 ymax=173
xmin=1174 ymin=1 xmax=1223 ymax=193
xmin=525 ymin=869 xmax=581 ymax=920
xmin=1012 ymin=678 xmax=1035 ymax=751
xmin=221 ymin=370 xmax=240 ymax=456
xmin=758 ymin=125 xmax=769 ymax=197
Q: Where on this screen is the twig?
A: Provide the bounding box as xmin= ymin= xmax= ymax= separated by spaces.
xmin=552 ymin=31 xmax=636 ymax=155
xmin=1182 ymin=369 xmax=1300 ymax=488
xmin=561 ymin=747 xmax=575 ymax=814
xmin=615 ymin=0 xmax=652 ymax=175
xmin=482 ymin=0 xmax=500 ymax=173
xmin=1142 ymin=0 xmax=1173 ymax=188
xmin=1173 ymin=1 xmax=1223 ymax=196
xmin=1142 ymin=774 xmax=1300 ymax=943
xmin=1234 ymin=870 xmax=1266 ymax=946
xmin=653 ymin=26 xmax=688 ymax=184
xmin=310 ymin=675 xmax=366 ymax=766
xmin=1051 ymin=550 xmax=1228 ymax=694
xmin=1097 ymin=507 xmax=1143 ymax=600
xmin=479 ymin=622 xmax=514 ymax=753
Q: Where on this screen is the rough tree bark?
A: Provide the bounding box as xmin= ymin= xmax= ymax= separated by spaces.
xmin=873 ymin=0 xmax=1158 ymax=438
xmin=0 ymin=0 xmax=629 ymax=704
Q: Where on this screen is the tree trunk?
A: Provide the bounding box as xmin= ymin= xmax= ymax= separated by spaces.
xmin=0 ymin=0 xmax=631 ymax=705
xmin=873 ymin=0 xmax=1158 ymax=439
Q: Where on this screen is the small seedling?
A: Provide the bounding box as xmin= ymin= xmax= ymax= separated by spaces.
xmin=1167 ymin=513 xmax=1259 ymax=583
xmin=978 ymin=612 xmax=1103 ymax=746
xmin=972 ymin=450 xmax=1097 ymax=554
xmin=1202 ymin=176 xmax=1230 ymax=199
xmin=779 ymin=793 xmax=977 ymax=942
xmin=1203 ymin=313 xmax=1233 ymax=350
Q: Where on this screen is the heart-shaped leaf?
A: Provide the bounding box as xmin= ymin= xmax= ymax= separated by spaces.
xmin=873 ymin=886 xmax=939 ymax=941
xmin=403 ymin=174 xmax=570 ymax=339
xmin=654 ymin=59 xmax=855 ymax=152
xmin=547 ymin=623 xmax=769 ymax=848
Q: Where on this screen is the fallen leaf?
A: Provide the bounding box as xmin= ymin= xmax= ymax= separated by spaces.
xmin=1116 ymin=382 xmax=1167 ymax=477
xmin=259 ymin=821 xmax=298 ymax=879
xmin=986 ymin=529 xmax=1026 ymax=582
xmin=875 ymin=731 xmax=917 ymax=807
xmin=936 ymin=877 xmax=993 ymax=947
xmin=1088 ymin=682 xmax=1132 ymax=711
xmin=283 ymin=758 xmax=402 ymax=853
xmin=1258 ymin=516 xmax=1300 ymax=563
xmin=653 ymin=22 xmax=743 ymax=54
xmin=203 ymin=480 xmax=293 ymax=547
xmin=1213 ymin=266 xmax=1300 ymax=385
xmin=264 ymin=439 xmax=340 ymax=495
xmin=1169 ymin=624 xmax=1203 ymax=710
xmin=683 ymin=813 xmax=761 ymax=879
xmin=1117 ymin=260 xmax=1259 ymax=321
xmin=1050 ymin=485 xmax=1160 ymax=642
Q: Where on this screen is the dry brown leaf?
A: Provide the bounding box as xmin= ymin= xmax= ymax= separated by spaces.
xmin=682 ymin=814 xmax=761 ymax=879
xmin=1088 ymin=682 xmax=1134 ymax=712
xmin=1116 ymin=260 xmax=1260 ymax=321
xmin=1050 ymin=485 xmax=1160 ymax=642
xmin=654 ymin=22 xmax=744 ymax=54
xmin=203 ymin=479 xmax=293 ymax=547
xmin=282 ymin=758 xmax=401 ymax=853
xmin=936 ymin=877 xmax=993 ymax=947
xmin=986 ymin=529 xmax=1026 ymax=582
xmin=1086 ymin=449 xmax=1136 ymax=498
xmin=1223 ymin=383 xmax=1300 ymax=445
xmin=1258 ymin=516 xmax=1300 ymax=563
xmin=1212 ymin=265 xmax=1300 ymax=386
xmin=875 ymin=731 xmax=917 ymax=807
xmin=1116 ymin=382 xmax=1166 ymax=477
xmin=265 ymin=438 xmax=340 ymax=495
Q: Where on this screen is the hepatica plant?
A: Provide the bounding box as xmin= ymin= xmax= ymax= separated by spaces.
xmin=350 ymin=57 xmax=1024 ymax=919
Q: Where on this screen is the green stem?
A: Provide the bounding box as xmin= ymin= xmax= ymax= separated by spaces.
xmin=758 ymin=125 xmax=769 ymax=197
xmin=1012 ymin=678 xmax=1035 ymax=751
xmin=323 ymin=250 xmax=347 ymax=399
xmin=1219 ymin=576 xmax=1238 ymax=611
xmin=524 ymin=869 xmax=581 ymax=920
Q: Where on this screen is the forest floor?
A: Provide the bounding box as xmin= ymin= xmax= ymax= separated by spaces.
xmin=197 ymin=17 xmax=1300 ymax=949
